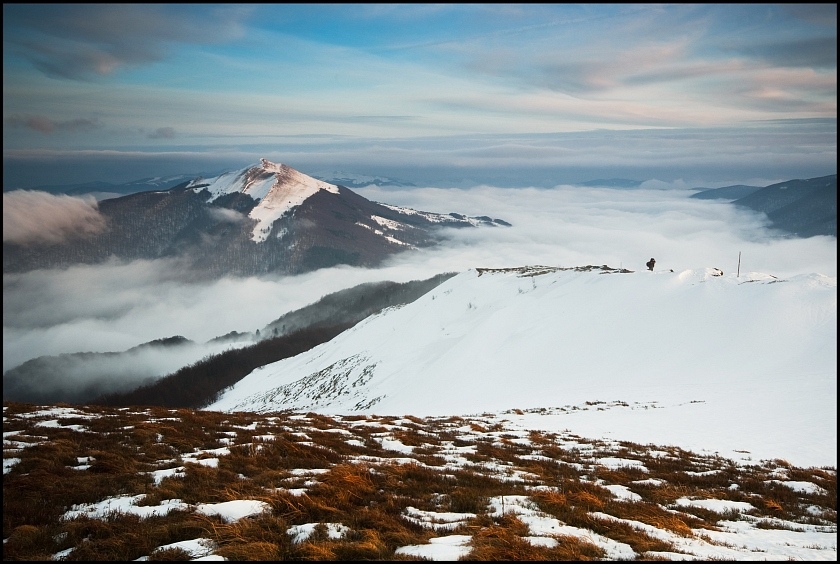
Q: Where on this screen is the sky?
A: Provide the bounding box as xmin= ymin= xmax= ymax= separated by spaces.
xmin=2 ymin=3 xmax=836 ymax=189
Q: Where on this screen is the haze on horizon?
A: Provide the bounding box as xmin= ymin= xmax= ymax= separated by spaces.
xmin=2 ymin=4 xmax=836 ymax=188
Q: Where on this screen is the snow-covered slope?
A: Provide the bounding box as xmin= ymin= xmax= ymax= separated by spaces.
xmin=188 ymin=159 xmax=340 ymax=242
xmin=206 ymin=265 xmax=837 ymax=467
xmin=186 ymin=159 xmax=508 ymax=243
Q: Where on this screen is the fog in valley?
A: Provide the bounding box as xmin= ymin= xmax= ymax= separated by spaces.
xmin=3 ymin=182 xmax=836 ymax=399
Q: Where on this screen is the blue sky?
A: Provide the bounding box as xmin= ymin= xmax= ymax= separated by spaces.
xmin=3 ymin=3 xmax=836 ymax=188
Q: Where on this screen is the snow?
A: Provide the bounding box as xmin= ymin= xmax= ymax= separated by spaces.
xmin=206 ymin=265 xmax=837 ymax=469
xmin=402 ymin=506 xmax=477 ymax=531
xmin=591 ymin=512 xmax=836 ymax=560
xmin=62 ymin=494 xmax=190 ymax=520
xmin=134 ymin=538 xmax=218 ymax=560
xmin=674 ymin=497 xmax=756 ymax=514
xmin=370 ymin=215 xmax=407 ymax=230
xmin=3 ymin=458 xmax=21 ymax=474
xmin=486 ymin=495 xmax=637 ymax=560
xmin=8 ymin=402 xmax=832 ymax=562
xmin=287 ymin=522 xmax=350 ymax=544
xmin=188 ymin=159 xmax=339 ymax=242
xmin=770 ymin=480 xmax=829 ymax=495
xmin=195 ymin=500 xmax=271 ymax=523
xmin=394 ymin=534 xmax=473 ymax=560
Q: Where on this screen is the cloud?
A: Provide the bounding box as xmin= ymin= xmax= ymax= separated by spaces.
xmin=2 ymin=339 xmax=247 ymax=404
xmin=782 ymin=4 xmax=837 ymax=28
xmin=207 ymin=207 xmax=246 ymax=223
xmin=5 ymin=115 xmax=102 ymax=134
xmin=4 ymin=118 xmax=833 ymax=190
xmin=148 ymin=127 xmax=176 ymax=139
xmin=2 ymin=190 xmax=107 ymax=245
xmin=4 ymin=183 xmax=835 ymax=377
xmin=1 ymin=256 xmax=413 ymax=372
xmin=723 ymin=37 xmax=837 ymax=69
xmin=3 ymin=4 xmax=253 ymax=80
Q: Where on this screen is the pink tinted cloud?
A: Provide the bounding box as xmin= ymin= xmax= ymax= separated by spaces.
xmin=3 ymin=190 xmax=107 ymax=245
xmin=6 ymin=115 xmax=101 ymax=134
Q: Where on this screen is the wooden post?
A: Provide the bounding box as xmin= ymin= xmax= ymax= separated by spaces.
xmin=737 ymin=252 xmax=741 ymax=277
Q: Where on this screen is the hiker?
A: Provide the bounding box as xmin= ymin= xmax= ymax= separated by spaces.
xmin=646 ymin=258 xmax=656 ymax=271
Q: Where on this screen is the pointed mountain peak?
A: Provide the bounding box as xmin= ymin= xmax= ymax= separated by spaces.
xmin=248 ymin=160 xmax=340 ymax=242
xmin=258 ymin=158 xmax=338 ymax=194
xmin=258 ymin=158 xmax=303 ymax=178
xmin=259 ymin=158 xmax=285 ymax=173
xmin=188 ymin=159 xmax=341 ymax=242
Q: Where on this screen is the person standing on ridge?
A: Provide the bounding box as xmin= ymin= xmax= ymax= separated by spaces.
xmin=646 ymin=258 xmax=656 ymax=271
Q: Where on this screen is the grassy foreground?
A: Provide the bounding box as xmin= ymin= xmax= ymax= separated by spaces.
xmin=3 ymin=402 xmax=836 ymax=560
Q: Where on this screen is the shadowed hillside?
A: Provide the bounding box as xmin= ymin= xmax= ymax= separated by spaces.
xmin=92 ymin=273 xmax=457 ymax=409
xmin=733 ymin=174 xmax=836 ymax=237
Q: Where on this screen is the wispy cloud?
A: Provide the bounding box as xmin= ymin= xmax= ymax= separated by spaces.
xmin=722 ymin=37 xmax=837 ymax=69
xmin=148 ymin=127 xmax=176 ymax=139
xmin=6 ymin=115 xmax=102 ymax=134
xmin=1 ymin=5 xmax=835 ymax=189
xmin=4 ymin=118 xmax=836 ymax=189
xmin=4 ymin=4 xmax=252 ymax=80
xmin=2 ymin=190 xmax=106 ymax=245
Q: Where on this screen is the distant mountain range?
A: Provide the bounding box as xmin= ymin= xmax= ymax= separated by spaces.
xmin=689 ymin=184 xmax=763 ymax=200
xmin=311 ymin=171 xmax=417 ymax=188
xmin=3 ymin=160 xmax=510 ymax=277
xmin=7 ymin=170 xmax=416 ymax=199
xmin=2 ymin=336 xmax=210 ymax=405
xmin=691 ymin=174 xmax=836 ymax=237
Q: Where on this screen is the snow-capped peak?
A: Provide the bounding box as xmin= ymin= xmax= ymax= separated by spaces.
xmin=188 ymin=159 xmax=339 ymax=242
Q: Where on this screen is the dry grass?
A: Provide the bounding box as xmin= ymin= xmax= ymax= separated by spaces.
xmin=3 ymin=401 xmax=836 ymax=560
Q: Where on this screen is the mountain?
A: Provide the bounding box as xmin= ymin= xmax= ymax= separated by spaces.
xmin=732 ymin=174 xmax=836 ymax=237
xmin=205 ymin=264 xmax=837 ymax=466
xmin=90 ymin=273 xmax=457 ymax=409
xmin=6 ymin=168 xmax=414 ymax=199
xmin=258 ymin=272 xmax=457 ymax=340
xmin=1 ymin=335 xmax=254 ymax=405
xmin=689 ymin=184 xmax=763 ymax=200
xmin=5 ymin=273 xmax=456 ymax=407
xmin=2 ymin=160 xmax=509 ymax=277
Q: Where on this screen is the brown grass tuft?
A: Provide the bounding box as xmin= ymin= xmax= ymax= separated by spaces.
xmin=216 ymin=541 xmax=284 ymax=560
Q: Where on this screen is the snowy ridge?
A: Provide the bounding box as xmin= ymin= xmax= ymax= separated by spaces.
xmin=207 ymin=265 xmax=837 ymax=467
xmin=378 ymin=203 xmax=498 ymax=226
xmin=188 ymin=159 xmax=340 ymax=242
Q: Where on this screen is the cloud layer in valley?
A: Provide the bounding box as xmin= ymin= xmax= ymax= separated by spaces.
xmin=4 ymin=184 xmax=836 ymax=379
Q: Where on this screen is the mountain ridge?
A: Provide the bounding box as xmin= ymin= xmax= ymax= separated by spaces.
xmin=3 ymin=160 xmax=509 ymax=277
xmin=691 ymin=174 xmax=836 ymax=237
xmin=204 ymin=264 xmax=837 ymax=466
